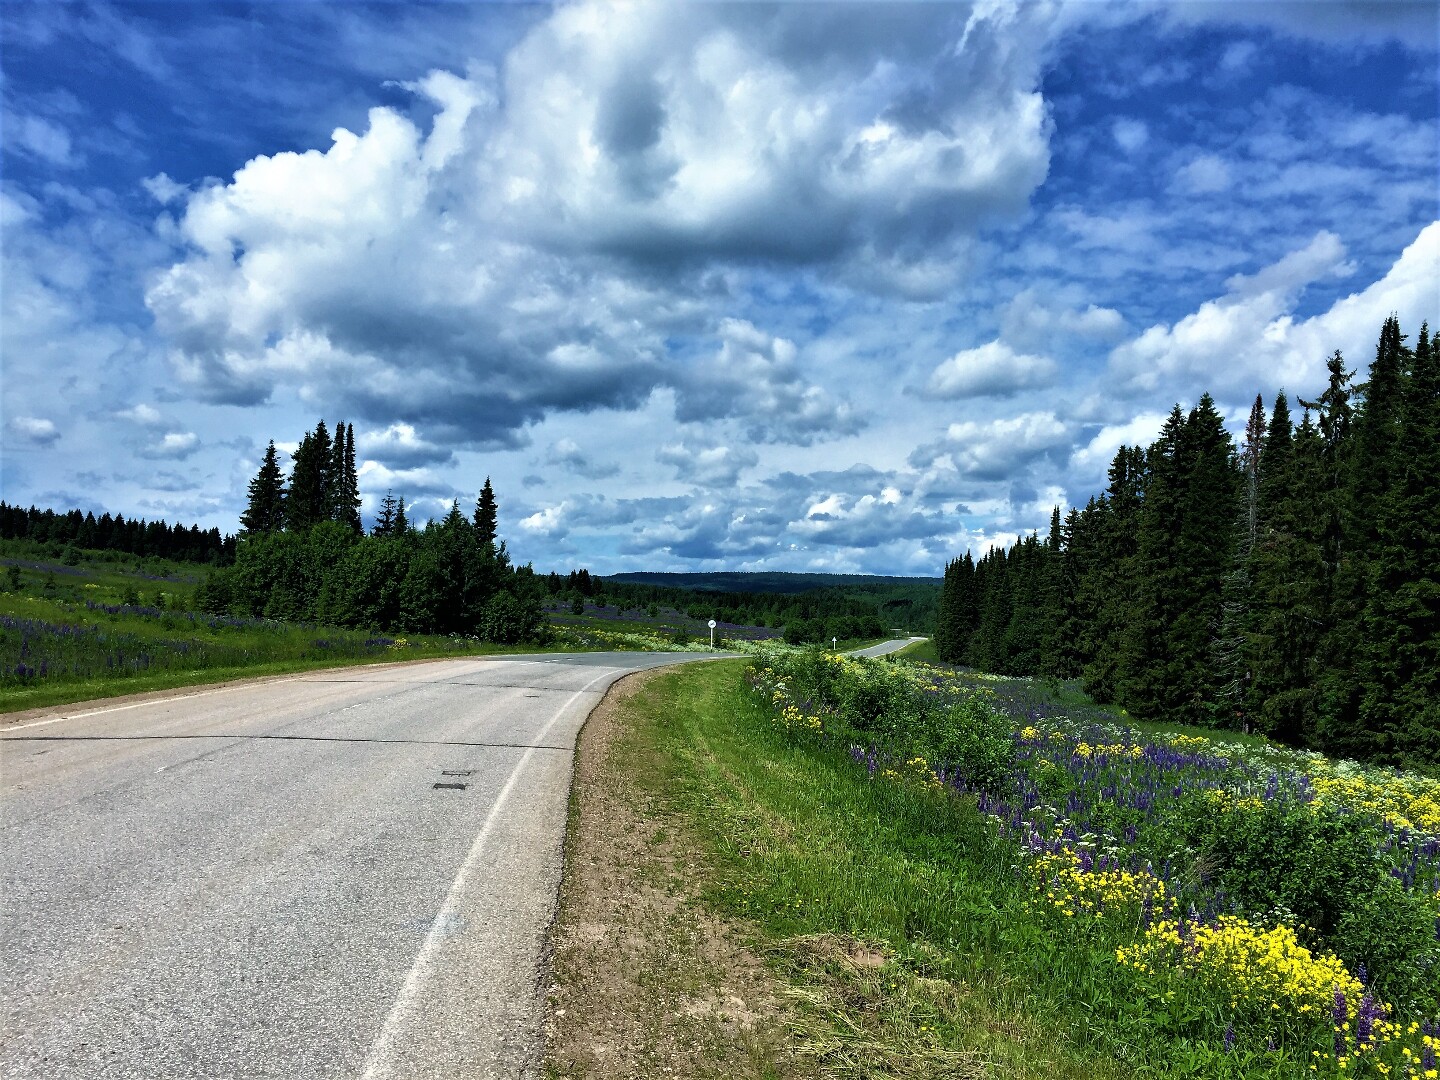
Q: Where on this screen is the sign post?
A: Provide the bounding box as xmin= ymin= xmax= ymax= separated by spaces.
xmin=832 ymin=636 xmax=837 ymax=652
xmin=708 ymin=619 xmax=717 ymax=647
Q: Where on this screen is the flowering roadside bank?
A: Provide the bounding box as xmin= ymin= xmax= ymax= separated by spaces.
xmin=747 ymin=645 xmax=1440 ymax=1078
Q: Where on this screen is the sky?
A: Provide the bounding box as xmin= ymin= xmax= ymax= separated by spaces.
xmin=1 ymin=1 xmax=1436 ymax=577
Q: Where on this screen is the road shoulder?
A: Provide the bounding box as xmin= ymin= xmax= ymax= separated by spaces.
xmin=543 ymin=667 xmax=807 ymax=1080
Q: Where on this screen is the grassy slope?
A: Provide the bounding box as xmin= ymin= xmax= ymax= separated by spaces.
xmin=0 ymin=591 xmax=571 ymax=713
xmin=599 ymin=659 xmax=1138 ymax=1079
xmin=894 ymin=638 xmax=939 ymax=662
xmin=0 ymin=542 xmax=581 ymax=713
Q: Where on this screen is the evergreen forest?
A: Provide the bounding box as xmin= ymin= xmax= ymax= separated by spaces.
xmin=0 ymin=503 xmax=234 ymax=565
xmin=195 ymin=420 xmax=546 ymax=643
xmin=539 ymin=567 xmax=899 ymax=644
xmin=934 ymin=316 xmax=1439 ymax=768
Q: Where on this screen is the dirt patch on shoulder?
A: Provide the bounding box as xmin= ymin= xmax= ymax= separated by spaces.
xmin=544 ymin=668 xmax=810 ymax=1080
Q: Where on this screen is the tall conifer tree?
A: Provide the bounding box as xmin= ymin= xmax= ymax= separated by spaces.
xmin=240 ymin=441 xmax=287 ymax=535
xmin=286 ymin=422 xmax=332 ymax=531
xmin=474 ymin=478 xmax=498 ymax=548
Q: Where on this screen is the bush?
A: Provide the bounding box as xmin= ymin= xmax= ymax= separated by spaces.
xmin=1331 ymin=875 xmax=1440 ymax=1014
xmin=756 ymin=647 xmax=1016 ymax=795
xmin=1175 ymin=798 xmax=1385 ymax=939
xmin=479 ymin=589 xmax=545 ymax=644
xmin=924 ymin=692 xmax=1015 ymax=795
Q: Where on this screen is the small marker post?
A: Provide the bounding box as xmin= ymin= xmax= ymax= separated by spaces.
xmin=708 ymin=618 xmax=717 ymax=647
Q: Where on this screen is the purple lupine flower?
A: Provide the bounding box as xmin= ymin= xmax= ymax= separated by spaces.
xmin=1223 ymin=1023 xmax=1235 ymax=1053
xmin=1355 ymin=994 xmax=1384 ymax=1048
xmin=1332 ymin=986 xmax=1348 ymax=1057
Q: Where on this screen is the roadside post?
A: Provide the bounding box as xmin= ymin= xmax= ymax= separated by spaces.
xmin=709 ymin=618 xmax=716 ymax=647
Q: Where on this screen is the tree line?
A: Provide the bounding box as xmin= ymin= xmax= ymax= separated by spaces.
xmin=0 ymin=503 xmax=235 ymax=565
xmin=544 ymin=567 xmax=891 ymax=642
xmin=935 ymin=316 xmax=1438 ymax=769
xmin=198 ymin=420 xmax=544 ymax=642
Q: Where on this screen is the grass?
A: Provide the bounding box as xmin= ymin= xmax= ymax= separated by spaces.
xmin=603 ymin=659 xmax=1142 ymax=1079
xmin=0 ymin=591 xmax=575 ymax=713
xmin=894 ymin=638 xmax=939 ymax=662
xmin=0 ymin=543 xmax=598 ymax=713
xmin=590 ymin=654 xmax=1440 ymax=1078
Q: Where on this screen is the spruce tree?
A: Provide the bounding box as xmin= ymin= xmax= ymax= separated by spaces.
xmin=1247 ymin=394 xmax=1324 ymax=743
xmin=1081 ymin=447 xmax=1145 ymax=703
xmin=374 ymin=490 xmax=399 ymax=538
xmin=286 ymin=422 xmax=332 ymax=531
xmin=935 ymin=556 xmax=970 ymax=662
xmin=971 ymin=548 xmax=1011 ymax=673
xmin=1036 ymin=508 xmax=1070 ymax=679
xmin=1004 ymin=532 xmax=1046 ymax=674
xmin=474 ymin=478 xmax=498 ymax=548
xmin=340 ymin=423 xmax=362 ymax=533
xmin=936 ymin=551 xmax=976 ymax=663
xmin=1123 ymin=398 xmax=1237 ymax=725
xmin=1332 ymin=319 xmax=1408 ymax=757
xmin=240 ymin=441 xmax=287 ymax=535
xmin=394 ymin=496 xmax=409 ymax=536
xmin=325 ymin=422 xmax=348 ymax=524
xmin=1209 ymin=395 xmax=1267 ymax=728
xmin=1359 ymin=319 xmax=1438 ymax=764
xmin=1303 ymin=351 xmax=1362 ymax=757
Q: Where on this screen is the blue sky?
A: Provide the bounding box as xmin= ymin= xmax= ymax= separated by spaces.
xmin=2 ymin=1 xmax=1436 ymax=575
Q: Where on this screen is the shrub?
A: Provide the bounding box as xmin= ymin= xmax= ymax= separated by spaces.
xmin=1330 ymin=875 xmax=1440 ymax=1014
xmin=479 ymin=589 xmax=545 ymax=644
xmin=1175 ymin=796 xmax=1386 ymax=939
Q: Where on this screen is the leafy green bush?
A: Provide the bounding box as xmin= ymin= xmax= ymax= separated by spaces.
xmin=923 ymin=691 xmax=1015 ymax=795
xmin=1331 ymin=875 xmax=1440 ymax=1014
xmin=479 ymin=590 xmax=546 ymax=645
xmin=1175 ymin=796 xmax=1384 ymax=936
xmin=757 ymin=647 xmax=1016 ymax=795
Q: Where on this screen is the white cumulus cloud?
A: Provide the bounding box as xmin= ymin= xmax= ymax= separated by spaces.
xmin=925 ymin=340 xmax=1058 ymax=399
xmin=1109 ymin=224 xmax=1436 ymax=401
xmin=9 ymin=416 xmax=61 ymax=446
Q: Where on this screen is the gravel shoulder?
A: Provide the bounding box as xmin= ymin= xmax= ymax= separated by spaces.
xmin=543 ymin=668 xmax=810 ymax=1080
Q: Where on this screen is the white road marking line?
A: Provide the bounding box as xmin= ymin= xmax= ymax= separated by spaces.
xmin=1 ymin=682 xmax=252 ymax=732
xmin=357 ymin=666 xmax=620 ymax=1080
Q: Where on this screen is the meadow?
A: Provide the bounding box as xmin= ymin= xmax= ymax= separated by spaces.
xmin=0 ymin=543 xmax=783 ymax=711
xmin=596 ymin=649 xmax=1439 ymax=1078
xmin=743 ymin=647 xmax=1440 ymax=1077
xmin=0 ymin=543 xmax=565 ymax=711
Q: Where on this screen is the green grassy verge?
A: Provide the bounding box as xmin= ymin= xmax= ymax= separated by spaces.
xmin=0 ymin=590 xmax=580 ymax=713
xmin=893 ymin=638 xmax=938 ymax=662
xmin=610 ymin=659 xmax=1141 ymax=1079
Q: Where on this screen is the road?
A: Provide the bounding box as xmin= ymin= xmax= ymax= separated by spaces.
xmin=848 ymin=636 xmax=926 ymax=658
xmin=0 ymin=652 xmax=716 ymax=1079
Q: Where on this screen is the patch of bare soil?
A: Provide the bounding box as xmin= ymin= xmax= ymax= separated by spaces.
xmin=543 ymin=669 xmax=811 ymax=1080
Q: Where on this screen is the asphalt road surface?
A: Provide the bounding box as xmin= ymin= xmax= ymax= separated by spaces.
xmin=0 ymin=652 xmax=717 ymax=1079
xmin=848 ymin=636 xmax=927 ymax=658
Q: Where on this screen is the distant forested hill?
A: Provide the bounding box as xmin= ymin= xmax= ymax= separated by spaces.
xmin=580 ymin=570 xmax=941 ymax=640
xmin=604 ymin=571 xmax=940 ymax=594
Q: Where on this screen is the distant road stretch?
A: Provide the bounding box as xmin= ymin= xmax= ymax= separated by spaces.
xmin=0 ymin=652 xmax=716 ymax=1079
xmin=848 ymin=636 xmax=927 ymax=658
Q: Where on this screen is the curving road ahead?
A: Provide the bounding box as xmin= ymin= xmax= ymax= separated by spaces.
xmin=0 ymin=652 xmax=715 ymax=1079
xmin=848 ymin=636 xmax=927 ymax=658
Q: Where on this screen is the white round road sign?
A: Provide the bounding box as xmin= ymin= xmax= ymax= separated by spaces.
xmin=708 ymin=619 xmax=717 ymax=628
